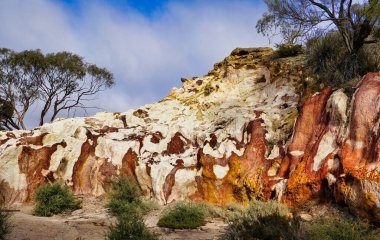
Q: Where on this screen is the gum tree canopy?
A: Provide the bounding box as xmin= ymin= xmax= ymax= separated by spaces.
xmin=0 ymin=48 xmax=114 ymax=130
xmin=257 ymin=0 xmax=380 ymax=53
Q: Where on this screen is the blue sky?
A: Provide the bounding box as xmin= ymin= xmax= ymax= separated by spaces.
xmin=0 ymin=0 xmax=269 ymax=128
xmin=58 ymin=0 xmax=170 ymax=16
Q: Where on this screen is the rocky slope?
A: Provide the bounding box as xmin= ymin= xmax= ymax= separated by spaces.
xmin=0 ymin=48 xmax=379 ymax=223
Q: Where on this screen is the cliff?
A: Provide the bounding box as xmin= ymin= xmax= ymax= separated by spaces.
xmin=0 ymin=48 xmax=379 ymax=223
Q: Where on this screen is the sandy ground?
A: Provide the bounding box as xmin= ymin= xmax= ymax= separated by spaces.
xmin=6 ymin=197 xmax=227 ymax=240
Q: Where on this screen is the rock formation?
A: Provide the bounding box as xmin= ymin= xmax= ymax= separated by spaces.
xmin=0 ymin=48 xmax=379 ymax=223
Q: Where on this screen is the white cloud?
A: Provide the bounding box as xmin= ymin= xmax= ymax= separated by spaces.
xmin=0 ymin=0 xmax=269 ymax=128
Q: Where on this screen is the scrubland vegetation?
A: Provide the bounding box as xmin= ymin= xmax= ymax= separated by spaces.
xmin=157 ymin=202 xmax=207 ymax=229
xmin=220 ymin=201 xmax=379 ymax=240
xmin=106 ymin=176 xmax=159 ymax=240
xmin=33 ymin=183 xmax=81 ymax=217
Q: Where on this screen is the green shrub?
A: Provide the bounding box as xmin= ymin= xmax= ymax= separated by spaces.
xmin=222 ymin=212 xmax=300 ymax=240
xmin=107 ymin=212 xmax=159 ymax=240
xmin=220 ymin=200 xmax=300 ymax=240
xmin=198 ymin=202 xmax=247 ymax=221
xmin=106 ymin=176 xmax=156 ymax=217
xmin=0 ymin=208 xmax=11 ymax=240
xmin=223 ymin=203 xmax=248 ymax=221
xmin=108 ymin=176 xmax=141 ymax=205
xmin=306 ymin=32 xmax=380 ymax=88
xmin=106 ymin=176 xmax=159 ymax=240
xmin=157 ymin=202 xmax=207 ymax=229
xmin=303 ymin=217 xmax=378 ymax=240
xmin=33 ymin=183 xmax=81 ymax=217
xmin=276 ymin=44 xmax=303 ymax=58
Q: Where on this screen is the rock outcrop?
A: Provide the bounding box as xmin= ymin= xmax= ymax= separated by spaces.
xmin=0 ymin=48 xmax=379 ymax=223
xmin=278 ymin=73 xmax=380 ymax=223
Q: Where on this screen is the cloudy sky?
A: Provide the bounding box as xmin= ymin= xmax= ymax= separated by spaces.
xmin=0 ymin=0 xmax=270 ymax=128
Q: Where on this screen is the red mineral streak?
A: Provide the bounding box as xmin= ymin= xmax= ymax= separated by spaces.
xmin=164 ymin=132 xmax=190 ymax=155
xmin=72 ymin=136 xmax=98 ymax=195
xmin=18 ymin=142 xmax=66 ymax=201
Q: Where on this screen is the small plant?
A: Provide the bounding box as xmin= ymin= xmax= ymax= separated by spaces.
xmin=107 ymin=176 xmax=156 ymax=216
xmin=107 ymin=212 xmax=159 ymax=240
xmin=33 ymin=182 xmax=81 ymax=217
xmin=220 ymin=200 xmax=300 ymax=240
xmin=106 ymin=176 xmax=159 ymax=240
xmin=157 ymin=202 xmax=207 ymax=229
xmin=199 ymin=202 xmax=247 ymax=221
xmin=303 ymin=217 xmax=378 ymax=240
xmin=276 ymin=44 xmax=303 ymax=58
xmin=0 ymin=207 xmax=11 ymax=240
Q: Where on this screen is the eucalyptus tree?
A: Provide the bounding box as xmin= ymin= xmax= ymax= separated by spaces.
xmin=0 ymin=48 xmax=114 ymax=130
xmin=257 ymin=0 xmax=380 ymax=53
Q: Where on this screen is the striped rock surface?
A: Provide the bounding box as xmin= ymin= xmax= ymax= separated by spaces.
xmin=1 ymin=48 xmax=379 ymax=223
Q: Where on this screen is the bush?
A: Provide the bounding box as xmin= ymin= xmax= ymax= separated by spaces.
xmin=220 ymin=200 xmax=300 ymax=240
xmin=222 ymin=212 xmax=300 ymax=240
xmin=303 ymin=217 xmax=378 ymax=240
xmin=33 ymin=183 xmax=81 ymax=217
xmin=199 ymin=202 xmax=247 ymax=221
xmin=107 ymin=176 xmax=141 ymax=216
xmin=108 ymin=176 xmax=141 ymax=205
xmin=0 ymin=208 xmax=11 ymax=240
xmin=107 ymin=212 xmax=159 ymax=240
xmin=306 ymin=32 xmax=380 ymax=88
xmin=106 ymin=176 xmax=159 ymax=240
xmin=276 ymin=44 xmax=303 ymax=58
xmin=220 ymin=200 xmax=380 ymax=240
xmin=106 ymin=176 xmax=157 ymax=217
xmin=157 ymin=202 xmax=207 ymax=229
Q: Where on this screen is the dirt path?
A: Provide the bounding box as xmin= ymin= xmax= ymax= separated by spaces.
xmin=6 ymin=197 xmax=227 ymax=240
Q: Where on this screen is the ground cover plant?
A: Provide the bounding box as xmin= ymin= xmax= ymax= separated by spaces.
xmin=157 ymin=201 xmax=207 ymax=229
xmin=33 ymin=182 xmax=81 ymax=217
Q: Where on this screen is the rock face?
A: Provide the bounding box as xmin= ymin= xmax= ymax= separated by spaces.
xmin=0 ymin=48 xmax=379 ymax=223
xmin=279 ymin=73 xmax=380 ymax=223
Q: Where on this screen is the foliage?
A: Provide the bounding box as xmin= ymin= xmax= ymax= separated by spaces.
xmin=0 ymin=98 xmax=13 ymax=130
xmin=0 ymin=207 xmax=11 ymax=240
xmin=106 ymin=176 xmax=159 ymax=240
xmin=220 ymin=200 xmax=300 ymax=240
xmin=221 ymin=212 xmax=300 ymax=240
xmin=0 ymin=48 xmax=114 ymax=130
xmin=106 ymin=176 xmax=157 ymax=217
xmin=107 ymin=212 xmax=159 ymax=240
xmin=33 ymin=183 xmax=81 ymax=217
xmin=302 ymin=217 xmax=378 ymax=240
xmin=245 ymin=200 xmax=291 ymax=219
xmin=220 ymin=201 xmax=380 ymax=240
xmin=276 ymin=44 xmax=303 ymax=58
xmin=198 ymin=202 xmax=247 ymax=221
xmin=157 ymin=202 xmax=207 ymax=229
xmin=306 ymin=31 xmax=380 ymax=87
xmin=257 ymin=0 xmax=380 ymax=54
